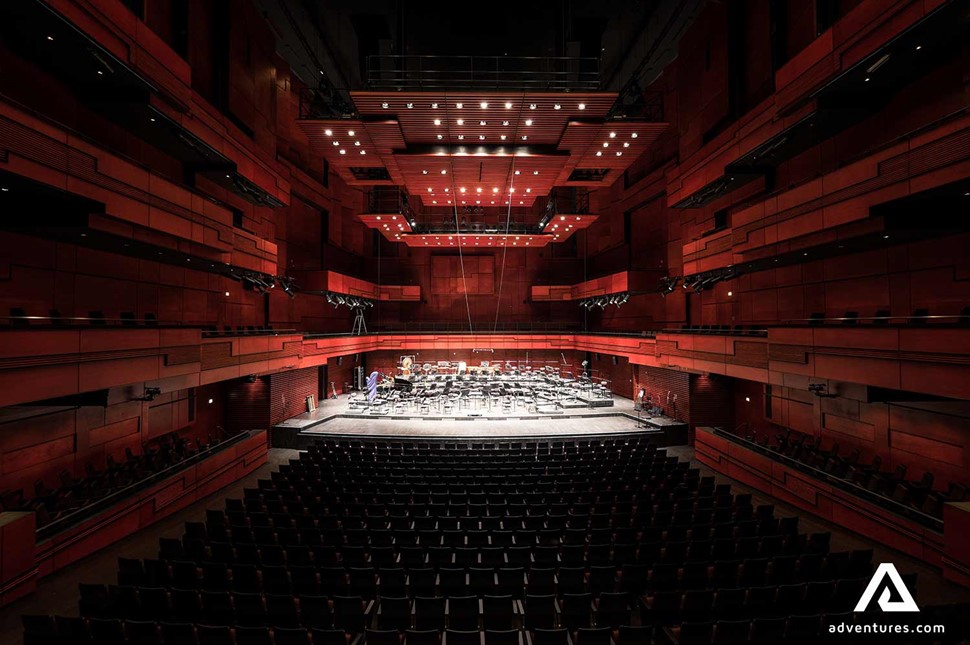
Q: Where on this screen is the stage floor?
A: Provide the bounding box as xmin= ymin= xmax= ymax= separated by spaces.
xmin=273 ymin=394 xmax=685 ymax=440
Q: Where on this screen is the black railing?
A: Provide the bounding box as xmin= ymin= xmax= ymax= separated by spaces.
xmin=366 ymin=55 xmax=601 ymax=91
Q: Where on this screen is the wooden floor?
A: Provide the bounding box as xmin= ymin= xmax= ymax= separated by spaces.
xmin=2 ymin=431 xmax=967 ymax=644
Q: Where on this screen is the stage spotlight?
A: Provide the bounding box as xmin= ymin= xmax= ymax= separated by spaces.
xmin=617 ymin=293 xmax=629 ymax=306
xmin=327 ymin=293 xmax=338 ymax=307
xmin=336 ymin=295 xmax=346 ymax=306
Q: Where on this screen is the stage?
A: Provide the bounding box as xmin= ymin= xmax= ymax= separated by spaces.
xmin=270 ymin=394 xmax=689 ymax=447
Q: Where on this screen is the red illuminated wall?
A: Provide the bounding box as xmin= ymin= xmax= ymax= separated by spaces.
xmin=634 ymin=365 xmax=690 ymax=423
xmin=0 ymin=383 xmax=225 ymax=498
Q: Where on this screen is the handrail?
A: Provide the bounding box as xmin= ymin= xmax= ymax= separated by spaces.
xmin=785 ymin=314 xmax=968 ymax=325
xmin=35 ymin=431 xmax=253 ymax=540
xmin=710 ymin=427 xmax=943 ymax=531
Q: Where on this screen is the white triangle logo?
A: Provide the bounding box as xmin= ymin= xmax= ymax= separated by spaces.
xmin=854 ymin=563 xmax=920 ymax=612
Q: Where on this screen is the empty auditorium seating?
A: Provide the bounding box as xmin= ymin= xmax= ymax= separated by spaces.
xmin=23 ymin=435 xmax=899 ymax=644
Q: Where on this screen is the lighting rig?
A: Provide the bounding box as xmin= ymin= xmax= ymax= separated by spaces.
xmin=325 ymin=292 xmax=376 ymax=310
xmin=228 ymin=270 xmax=299 ymax=298
xmin=679 ymin=266 xmax=739 ymax=293
xmin=579 ymin=292 xmax=630 ymax=310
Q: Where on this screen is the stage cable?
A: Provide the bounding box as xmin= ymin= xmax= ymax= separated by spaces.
xmin=441 ymin=94 xmax=475 ymax=334
xmin=492 ymin=94 xmax=528 ymax=332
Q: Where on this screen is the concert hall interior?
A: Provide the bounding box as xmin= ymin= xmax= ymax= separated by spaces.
xmin=0 ymin=0 xmax=969 ymax=643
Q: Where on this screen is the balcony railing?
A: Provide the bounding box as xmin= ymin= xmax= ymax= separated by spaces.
xmin=366 ymin=55 xmax=601 ymax=92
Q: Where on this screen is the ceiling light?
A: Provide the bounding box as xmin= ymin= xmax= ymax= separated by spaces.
xmin=525 ymin=119 xmax=533 ymax=126
xmin=339 ymin=149 xmax=346 ymax=154
xmin=609 ymin=132 xmax=616 ymax=138
xmin=915 ymin=45 xmax=922 ymax=51
xmin=460 ymin=187 xmax=466 ymax=193
xmin=616 ymin=151 xmax=622 ymax=156
xmin=505 ymin=102 xmax=513 ymax=109
xmin=348 ymin=130 xmax=355 ymax=136
xmin=480 ymin=102 xmax=488 ymax=108
xmin=500 ymin=135 xmax=506 ymax=140
xmin=480 ymin=120 xmax=487 ymax=126
xmin=623 ymin=142 xmax=630 ymax=147
xmin=479 ymin=135 xmax=485 ymax=140
xmin=432 ymin=200 xmax=437 ymax=204
xmin=456 ymin=103 xmax=463 ymax=108
xmin=631 ymin=132 xmax=638 ymax=138
xmin=521 ymin=135 xmax=528 ymax=140
xmin=97 ymin=70 xmax=103 ymax=75
xmin=457 ymin=135 xmax=464 ymax=139
xmin=422 ymin=170 xmax=428 ymax=174
xmin=324 ymin=129 xmax=332 ymax=136
xmin=437 ymin=134 xmax=443 ymax=140
xmin=492 ymin=187 xmax=499 ymax=193
xmin=434 ymin=119 xmax=441 ymax=125
xmin=440 ymin=169 xmax=447 ymax=174
xmin=533 ymin=171 xmax=539 ymax=175
xmin=359 ymin=150 xmax=366 ymax=155
xmin=526 ymin=188 xmax=531 ymax=193
xmin=332 ymin=141 xmax=339 ymax=146
xmin=596 ymin=151 xmax=602 ymax=156
xmin=553 ymin=104 xmax=561 ymax=110
xmin=457 ymin=118 xmax=464 ymax=125
xmin=354 ymin=141 xmax=360 ymax=146
xmin=603 ymin=142 xmax=609 ymax=147
xmin=444 ymin=188 xmax=449 ymax=192
xmin=502 ymin=120 xmax=510 ymax=126
xmin=431 ymin=103 xmax=439 ymax=108
xmin=578 ymin=103 xmax=586 ymax=110
xmin=427 ymin=187 xmax=433 ymax=192
xmin=864 ymin=77 xmax=870 ymax=82
xmin=381 ymin=102 xmax=389 ymax=108
xmin=529 ymin=104 xmax=537 ymax=109
xmin=47 ymin=35 xmax=54 ymax=41
xmin=406 ymin=103 xmax=414 ymax=108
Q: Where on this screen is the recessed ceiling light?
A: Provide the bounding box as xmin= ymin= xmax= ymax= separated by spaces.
xmin=553 ymin=104 xmax=561 ymax=110
xmin=457 ymin=118 xmax=464 ymax=125
xmin=596 ymin=151 xmax=602 ymax=156
xmin=533 ymin=171 xmax=539 ymax=175
xmin=505 ymin=102 xmax=513 ymax=109
xmin=359 ymin=150 xmax=366 ymax=155
xmin=578 ymin=103 xmax=585 ymax=110
xmin=354 ymin=141 xmax=360 ymax=146
xmin=456 ymin=103 xmax=463 ymax=108
xmin=332 ymin=141 xmax=339 ymax=146
xmin=97 ymin=70 xmax=103 ymax=75
xmin=149 ymin=117 xmax=156 ymax=122
xmin=440 ymin=169 xmax=447 ymax=174
xmin=529 ymin=104 xmax=537 ymax=109
xmin=502 ymin=120 xmax=510 ymax=126
xmin=603 ymin=142 xmax=609 ymax=147
xmin=616 ymin=151 xmax=622 ymax=156
xmin=521 ymin=135 xmax=527 ymax=140
xmin=915 ymin=45 xmax=922 ymax=51
xmin=864 ymin=77 xmax=870 ymax=82
xmin=457 ymin=135 xmax=464 ymax=140
xmin=476 ymin=187 xmax=482 ymax=193
xmin=623 ymin=142 xmax=630 ymax=147
xmin=422 ymin=170 xmax=429 ymax=174
xmin=525 ymin=119 xmax=533 ymax=126
xmin=631 ymin=132 xmax=638 ymax=138
xmin=376 ymin=216 xmax=381 ymax=220
xmin=406 ymin=103 xmax=414 ymax=108
xmin=348 ymin=130 xmax=355 ymax=136
xmin=339 ymin=149 xmax=346 ymax=154
xmin=434 ymin=119 xmax=441 ymax=125
xmin=609 ymin=132 xmax=616 ymax=138
xmin=381 ymin=102 xmax=389 ymax=108
xmin=479 ymin=135 xmax=485 ymax=140
xmin=437 ymin=134 xmax=443 ymax=140
xmin=460 ymin=187 xmax=466 ymax=193
xmin=324 ymin=129 xmax=332 ymax=136
xmin=526 ymin=188 xmax=531 ymax=193
xmin=431 ymin=103 xmax=439 ymax=108
xmin=427 ymin=188 xmax=432 ymax=192
xmin=47 ymin=35 xmax=54 ymax=41
xmin=500 ymin=135 xmax=506 ymax=140
xmin=514 ymin=170 xmax=520 ymax=175
xmin=444 ymin=188 xmax=449 ymax=192
xmin=480 ymin=120 xmax=487 ymax=126
xmin=492 ymin=187 xmax=499 ymax=193
xmin=480 ymin=102 xmax=488 ymax=108
xmin=432 ymin=200 xmax=437 ymax=204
